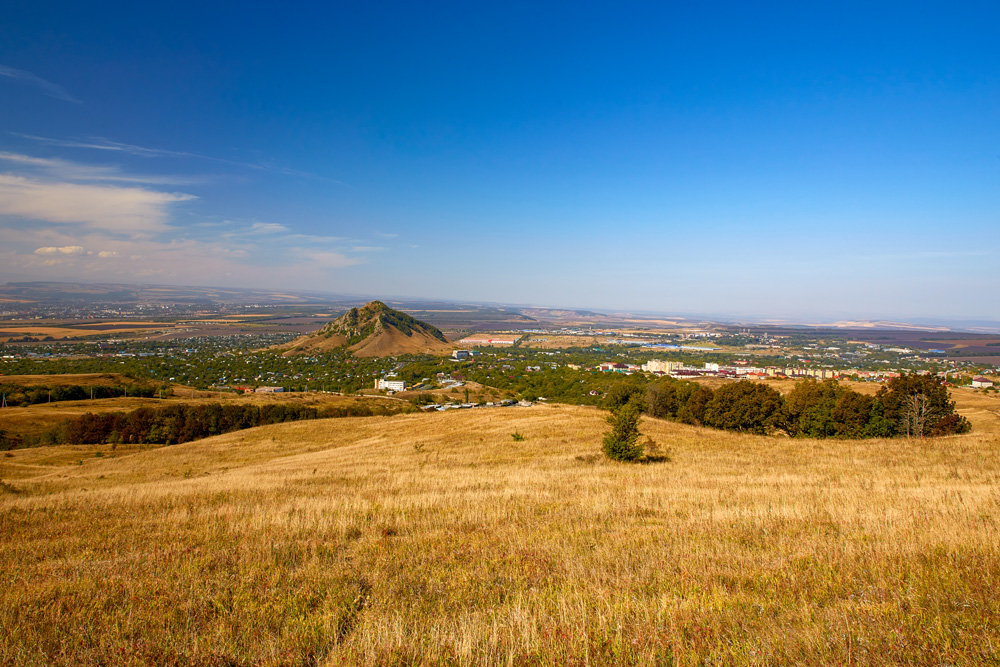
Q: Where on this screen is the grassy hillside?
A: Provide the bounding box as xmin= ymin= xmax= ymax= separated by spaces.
xmin=2 ymin=400 xmax=1000 ymax=664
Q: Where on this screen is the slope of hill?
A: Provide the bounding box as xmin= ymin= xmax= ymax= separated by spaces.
xmin=2 ymin=400 xmax=999 ymax=664
xmin=277 ymin=300 xmax=452 ymax=357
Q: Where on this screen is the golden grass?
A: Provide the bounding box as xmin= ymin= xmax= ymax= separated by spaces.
xmin=2 ymin=396 xmax=1000 ymax=665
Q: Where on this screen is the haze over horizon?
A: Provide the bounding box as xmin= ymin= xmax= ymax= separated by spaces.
xmin=1 ymin=2 xmax=997 ymax=321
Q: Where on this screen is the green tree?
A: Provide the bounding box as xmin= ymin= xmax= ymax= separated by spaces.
xmin=602 ymin=401 xmax=644 ymax=462
xmin=785 ymin=378 xmax=880 ymax=438
xmin=785 ymin=379 xmax=838 ymax=437
xmin=704 ymin=381 xmax=784 ymax=434
xmin=862 ymin=400 xmax=896 ymax=438
xmin=605 ymin=381 xmax=644 ymax=411
xmin=876 ymin=374 xmax=970 ymax=436
xmin=677 ymin=386 xmax=714 ymax=426
xmin=646 ymin=377 xmax=700 ymax=420
xmin=831 ymin=390 xmax=876 ymax=438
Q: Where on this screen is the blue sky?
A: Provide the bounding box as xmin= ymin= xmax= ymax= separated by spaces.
xmin=1 ymin=2 xmax=997 ymax=320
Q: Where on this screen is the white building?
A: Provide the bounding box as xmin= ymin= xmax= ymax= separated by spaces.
xmin=642 ymin=359 xmax=683 ymax=374
xmin=375 ymin=378 xmax=406 ymax=392
xmin=458 ymin=337 xmax=518 ymax=346
xmin=972 ymin=377 xmax=994 ymax=389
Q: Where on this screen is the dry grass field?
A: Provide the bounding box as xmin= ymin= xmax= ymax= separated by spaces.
xmin=0 ymin=322 xmax=168 ymax=341
xmin=394 ymin=381 xmax=502 ymax=404
xmin=2 ymin=395 xmax=999 ymax=664
xmin=0 ymin=314 xmax=292 ymax=342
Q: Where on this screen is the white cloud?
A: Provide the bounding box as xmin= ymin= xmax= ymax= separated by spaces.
xmin=0 ymin=151 xmax=200 ymax=186
xmin=15 ymin=134 xmax=346 ymax=184
xmin=0 ymin=149 xmax=369 ymax=285
xmin=287 ymin=232 xmax=346 ymax=244
xmin=0 ymin=173 xmax=194 ymax=234
xmin=248 ymin=222 xmax=290 ymax=234
xmin=34 ymin=245 xmax=86 ymax=256
xmin=0 ymin=65 xmax=81 ymax=103
xmin=1 ymin=222 xmax=371 ymax=288
xmin=296 ymin=248 xmax=363 ymax=268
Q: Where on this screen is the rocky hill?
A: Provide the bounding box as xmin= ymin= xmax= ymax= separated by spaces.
xmin=277 ymin=301 xmax=452 ymax=357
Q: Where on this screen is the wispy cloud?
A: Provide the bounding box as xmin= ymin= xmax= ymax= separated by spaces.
xmin=15 ymin=133 xmax=349 ymax=185
xmin=0 ymin=149 xmax=371 ymax=284
xmin=248 ymin=222 xmax=290 ymax=235
xmin=19 ymin=134 xmax=223 ymax=161
xmin=295 ymin=248 xmax=363 ymax=268
xmin=0 ymin=65 xmax=81 ymax=103
xmin=0 ymin=151 xmax=200 ymax=186
xmin=1 ymin=225 xmax=370 ymax=286
xmin=0 ymin=150 xmax=197 ymax=235
xmin=287 ymin=232 xmax=347 ymax=245
xmin=0 ymin=174 xmax=194 ymax=234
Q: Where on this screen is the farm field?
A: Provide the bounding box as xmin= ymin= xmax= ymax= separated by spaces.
xmin=0 ymin=323 xmax=167 ymax=341
xmin=2 ymin=396 xmax=999 ymax=664
xmin=0 ymin=317 xmax=289 ymax=342
xmin=518 ymin=334 xmax=607 ymax=349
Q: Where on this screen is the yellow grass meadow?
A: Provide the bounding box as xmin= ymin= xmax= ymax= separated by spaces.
xmin=1 ymin=395 xmax=1000 ymax=664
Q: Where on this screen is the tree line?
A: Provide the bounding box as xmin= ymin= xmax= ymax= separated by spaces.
xmin=49 ymin=401 xmax=412 ymax=446
xmin=0 ymin=382 xmax=169 ymax=407
xmin=614 ymin=374 xmax=969 ymax=438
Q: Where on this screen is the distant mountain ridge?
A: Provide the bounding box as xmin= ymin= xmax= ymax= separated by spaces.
xmin=278 ymin=301 xmax=452 ymax=357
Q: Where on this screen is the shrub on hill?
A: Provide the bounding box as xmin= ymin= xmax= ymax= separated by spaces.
xmin=602 ymin=400 xmax=644 ymax=462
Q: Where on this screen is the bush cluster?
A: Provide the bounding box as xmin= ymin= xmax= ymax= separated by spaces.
xmin=51 ymin=401 xmax=410 ymax=446
xmin=641 ymin=374 xmax=969 ymax=438
xmin=0 ymin=382 xmax=167 ymax=407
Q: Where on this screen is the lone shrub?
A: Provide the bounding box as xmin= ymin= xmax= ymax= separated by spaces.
xmin=602 ymin=401 xmax=644 ymax=462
